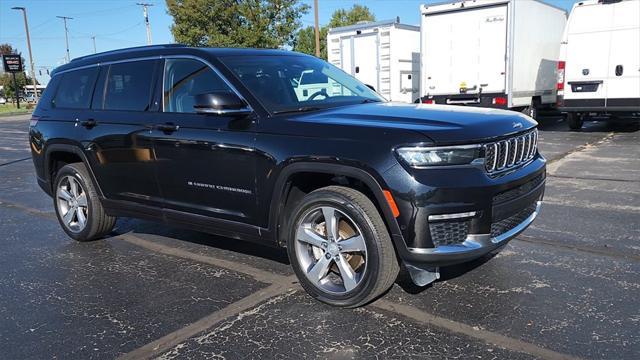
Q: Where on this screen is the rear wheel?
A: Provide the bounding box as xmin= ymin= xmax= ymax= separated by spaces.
xmin=567 ymin=112 xmax=584 ymax=130
xmin=287 ymin=186 xmax=399 ymax=308
xmin=53 ymin=163 xmax=116 ymax=241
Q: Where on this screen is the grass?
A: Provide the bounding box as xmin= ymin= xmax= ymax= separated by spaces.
xmin=0 ymin=103 xmax=32 ymax=115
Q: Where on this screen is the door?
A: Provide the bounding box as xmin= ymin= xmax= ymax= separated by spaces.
xmin=423 ymin=5 xmax=507 ymax=95
xmin=605 ymin=0 xmax=640 ymax=108
xmin=151 ymin=57 xmax=257 ymax=223
xmin=564 ymin=4 xmax=614 ymax=104
xmin=80 ymin=59 xmax=163 ymax=207
xmin=352 ymin=33 xmax=379 ymax=89
xmin=477 ymin=5 xmax=507 ymax=94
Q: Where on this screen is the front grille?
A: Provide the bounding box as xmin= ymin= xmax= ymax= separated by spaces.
xmin=491 ymin=203 xmax=537 ymax=237
xmin=493 ymin=174 xmax=545 ymax=204
xmin=430 ymin=220 xmax=470 ymax=247
xmin=484 ymin=129 xmax=538 ymax=174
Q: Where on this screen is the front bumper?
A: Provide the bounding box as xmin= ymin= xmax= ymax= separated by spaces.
xmin=406 ymin=201 xmax=541 ymax=264
xmin=383 ymin=155 xmax=546 ymax=267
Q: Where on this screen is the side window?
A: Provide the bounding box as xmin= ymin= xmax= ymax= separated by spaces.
xmin=104 ymin=60 xmax=155 ymax=111
xmin=52 ymin=67 xmax=98 ymax=109
xmin=163 ymin=58 xmax=232 ymax=113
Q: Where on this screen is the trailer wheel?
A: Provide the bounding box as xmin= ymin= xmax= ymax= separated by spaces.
xmin=567 ymin=113 xmax=584 ymax=130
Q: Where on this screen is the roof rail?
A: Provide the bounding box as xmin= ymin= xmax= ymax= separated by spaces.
xmin=71 ymin=43 xmax=188 ymax=62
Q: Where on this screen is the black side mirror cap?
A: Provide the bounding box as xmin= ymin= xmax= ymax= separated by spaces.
xmin=193 ymin=91 xmax=252 ymax=115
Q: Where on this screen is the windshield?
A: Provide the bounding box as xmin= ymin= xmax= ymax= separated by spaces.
xmin=218 ymin=55 xmax=385 ymax=113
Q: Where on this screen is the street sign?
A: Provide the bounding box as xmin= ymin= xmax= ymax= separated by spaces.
xmin=2 ymin=54 xmax=23 ymax=73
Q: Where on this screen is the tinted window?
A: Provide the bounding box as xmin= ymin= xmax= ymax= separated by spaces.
xmin=163 ymin=58 xmax=232 ymax=113
xmin=219 ymin=55 xmax=383 ymax=113
xmin=104 ymin=60 xmax=155 ymax=111
xmin=52 ymin=67 xmax=98 ymax=109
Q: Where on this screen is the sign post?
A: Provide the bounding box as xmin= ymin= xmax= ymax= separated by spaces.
xmin=2 ymin=54 xmax=24 ymax=109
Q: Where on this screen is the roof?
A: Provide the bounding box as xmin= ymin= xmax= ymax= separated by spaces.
xmin=328 ymin=19 xmax=419 ymax=34
xmin=53 ymin=44 xmax=305 ymax=75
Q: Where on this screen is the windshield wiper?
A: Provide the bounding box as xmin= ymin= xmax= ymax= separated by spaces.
xmin=273 ymin=106 xmax=322 ymax=115
xmin=360 ymin=99 xmax=381 ymax=104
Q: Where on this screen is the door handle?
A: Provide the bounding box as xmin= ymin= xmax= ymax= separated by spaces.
xmin=155 ymin=123 xmax=179 ymax=133
xmin=80 ymin=119 xmax=97 ymax=128
xmin=615 ymin=65 xmax=623 ymax=76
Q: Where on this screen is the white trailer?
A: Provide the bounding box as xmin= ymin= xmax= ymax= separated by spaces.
xmin=558 ymin=0 xmax=640 ymax=130
xmin=419 ymin=0 xmax=567 ymax=118
xmin=327 ymin=19 xmax=420 ymax=103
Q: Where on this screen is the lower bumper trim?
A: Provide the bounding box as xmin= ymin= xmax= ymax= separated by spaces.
xmin=408 ymin=201 xmax=542 ymax=256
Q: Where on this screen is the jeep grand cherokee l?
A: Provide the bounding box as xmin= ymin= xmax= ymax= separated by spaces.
xmin=30 ymin=45 xmax=545 ymax=307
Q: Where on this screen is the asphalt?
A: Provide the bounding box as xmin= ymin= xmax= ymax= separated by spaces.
xmin=0 ymin=114 xmax=638 ymax=359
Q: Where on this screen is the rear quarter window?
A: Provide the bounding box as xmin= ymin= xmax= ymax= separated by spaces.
xmin=51 ymin=67 xmax=99 ymax=109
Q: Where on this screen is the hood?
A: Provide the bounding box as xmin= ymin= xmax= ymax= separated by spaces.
xmin=296 ymin=102 xmax=537 ymax=144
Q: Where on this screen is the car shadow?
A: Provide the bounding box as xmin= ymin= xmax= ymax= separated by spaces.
xmin=112 ymin=218 xmax=291 ymax=266
xmin=395 ymin=250 xmax=500 ymax=295
xmin=114 ymin=217 xmax=510 ymax=295
xmin=536 ymin=115 xmax=640 ymax=133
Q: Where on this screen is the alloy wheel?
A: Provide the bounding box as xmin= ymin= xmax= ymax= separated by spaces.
xmin=56 ymin=176 xmax=89 ymax=233
xmin=294 ymin=206 xmax=368 ymax=294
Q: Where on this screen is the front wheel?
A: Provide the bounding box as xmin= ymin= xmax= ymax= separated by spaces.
xmin=287 ymin=186 xmax=399 ymax=308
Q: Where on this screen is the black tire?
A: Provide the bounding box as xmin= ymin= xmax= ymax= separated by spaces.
xmin=567 ymin=112 xmax=584 ymax=130
xmin=286 ymin=186 xmax=399 ymax=308
xmin=53 ymin=163 xmax=116 ymax=241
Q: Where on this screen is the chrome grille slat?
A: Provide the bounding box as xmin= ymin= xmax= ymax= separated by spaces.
xmin=483 ymin=129 xmax=538 ymax=174
xmin=507 ymin=138 xmax=517 ymax=166
xmin=517 ymin=137 xmax=525 ymax=163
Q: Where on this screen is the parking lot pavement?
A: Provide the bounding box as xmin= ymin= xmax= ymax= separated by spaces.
xmin=1 ymin=115 xmax=638 ymax=359
xmin=0 ymin=114 xmax=31 ymax=165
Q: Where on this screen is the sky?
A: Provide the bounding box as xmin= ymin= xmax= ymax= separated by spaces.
xmin=0 ymin=0 xmax=579 ymax=85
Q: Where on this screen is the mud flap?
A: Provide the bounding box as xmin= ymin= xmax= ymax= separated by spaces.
xmin=405 ymin=264 xmax=440 ymax=287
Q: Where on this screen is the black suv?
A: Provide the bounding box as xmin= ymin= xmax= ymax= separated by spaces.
xmin=30 ymin=45 xmax=545 ymax=307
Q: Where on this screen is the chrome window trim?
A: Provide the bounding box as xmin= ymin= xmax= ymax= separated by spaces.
xmin=161 ymin=55 xmax=253 ymax=114
xmin=53 ymin=63 xmax=101 ymax=76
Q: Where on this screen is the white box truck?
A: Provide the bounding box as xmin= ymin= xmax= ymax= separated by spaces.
xmin=558 ymin=0 xmax=640 ymax=130
xmin=419 ymin=0 xmax=567 ymax=119
xmin=327 ymin=19 xmax=420 ymax=103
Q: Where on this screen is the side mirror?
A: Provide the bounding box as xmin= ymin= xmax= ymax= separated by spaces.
xmin=365 ymin=84 xmax=376 ymax=92
xmin=193 ymin=91 xmax=252 ymax=115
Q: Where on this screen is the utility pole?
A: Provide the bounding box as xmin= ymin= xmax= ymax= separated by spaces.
xmin=12 ymin=7 xmax=38 ymax=102
xmin=137 ymin=3 xmax=154 ymax=45
xmin=56 ymin=16 xmax=73 ymax=63
xmin=91 ymin=36 xmax=97 ymax=54
xmin=314 ymin=0 xmax=320 ymax=57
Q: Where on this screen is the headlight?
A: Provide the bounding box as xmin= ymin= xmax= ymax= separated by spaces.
xmin=396 ymin=145 xmax=481 ymax=167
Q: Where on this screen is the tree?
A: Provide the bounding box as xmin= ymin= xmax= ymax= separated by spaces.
xmin=293 ymin=5 xmax=375 ymax=59
xmin=0 ymin=43 xmax=31 ymax=101
xmin=328 ymin=5 xmax=375 ymax=28
xmin=166 ymin=0 xmax=309 ymax=49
